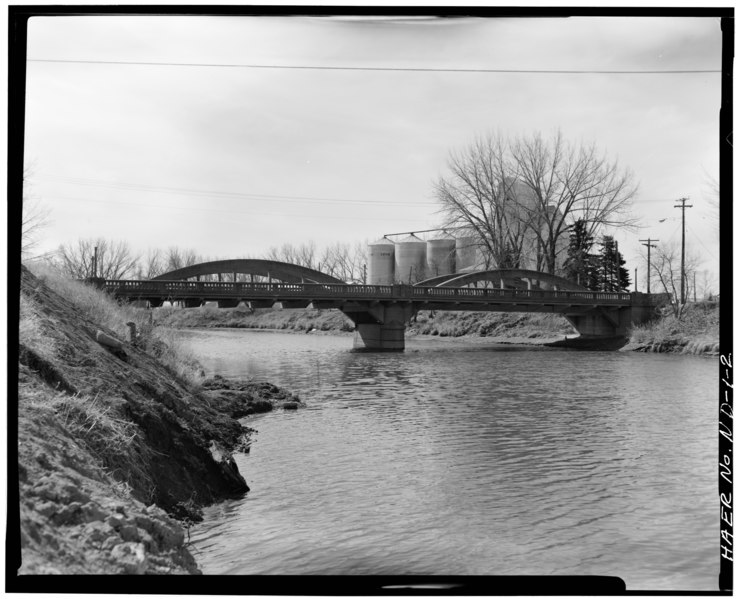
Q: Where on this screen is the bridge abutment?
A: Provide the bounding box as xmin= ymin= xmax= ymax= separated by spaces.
xmin=564 ymin=309 xmax=629 ymax=338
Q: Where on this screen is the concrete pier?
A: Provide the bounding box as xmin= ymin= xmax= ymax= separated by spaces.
xmin=353 ymin=323 xmax=407 ymax=351
xmin=346 ymin=301 xmax=416 ymax=351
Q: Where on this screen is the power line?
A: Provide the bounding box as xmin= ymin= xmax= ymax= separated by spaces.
xmin=37 ymin=174 xmax=436 ymax=207
xmin=41 ymin=194 xmax=425 ymax=222
xmin=27 ymin=58 xmax=721 ymax=75
xmin=686 ymin=223 xmax=718 ymax=261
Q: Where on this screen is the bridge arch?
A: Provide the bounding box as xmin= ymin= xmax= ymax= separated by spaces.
xmin=416 ymin=269 xmax=588 ymax=291
xmin=152 ymin=259 xmax=346 ymax=284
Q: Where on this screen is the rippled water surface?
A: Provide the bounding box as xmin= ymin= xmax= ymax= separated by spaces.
xmin=181 ymin=329 xmax=719 ymax=590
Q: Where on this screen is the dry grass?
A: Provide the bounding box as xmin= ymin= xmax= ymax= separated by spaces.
xmin=24 ymin=261 xmax=206 ymax=386
xmin=628 ymin=302 xmax=720 ymax=348
xmin=19 ymin=293 xmax=57 ymax=358
xmin=19 ymin=385 xmax=155 ymax=501
xmin=155 ymin=304 xmax=355 ymax=333
xmin=410 ymin=311 xmax=575 ymax=338
xmin=26 ymin=262 xmax=150 ymax=342
xmin=52 ymin=392 xmax=155 ymax=501
xmin=148 ymin=326 xmax=207 ymax=387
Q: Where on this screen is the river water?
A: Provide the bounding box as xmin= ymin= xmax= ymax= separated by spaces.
xmin=181 ymin=328 xmax=720 ymax=590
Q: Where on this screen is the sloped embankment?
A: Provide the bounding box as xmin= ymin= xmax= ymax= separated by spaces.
xmin=15 ymin=266 xmax=300 ymax=574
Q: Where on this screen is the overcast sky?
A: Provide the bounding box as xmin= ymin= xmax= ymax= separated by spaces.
xmin=22 ymin=13 xmax=723 ymax=289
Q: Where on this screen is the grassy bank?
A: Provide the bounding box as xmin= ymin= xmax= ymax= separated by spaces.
xmin=622 ymin=302 xmax=720 ymax=355
xmin=15 ymin=264 xmax=301 ymax=576
xmin=154 ymin=302 xmax=355 ymax=333
xmin=153 ymin=303 xmax=576 ymax=343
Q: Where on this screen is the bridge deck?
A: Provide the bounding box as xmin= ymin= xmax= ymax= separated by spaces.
xmin=105 ymin=280 xmax=633 ymax=307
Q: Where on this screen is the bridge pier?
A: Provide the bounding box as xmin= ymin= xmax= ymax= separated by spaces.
xmin=345 ymin=301 xmax=416 ymax=352
xmin=353 ymin=323 xmax=407 ymax=351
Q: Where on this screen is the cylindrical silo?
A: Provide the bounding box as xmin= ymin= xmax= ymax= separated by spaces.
xmin=455 ymin=237 xmax=478 ymax=272
xmin=426 ymin=236 xmax=456 ymax=277
xmin=394 ymin=235 xmax=427 ymax=284
xmin=367 ymin=238 xmax=395 ymax=285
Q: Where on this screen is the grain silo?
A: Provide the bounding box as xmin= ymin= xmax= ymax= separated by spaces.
xmin=455 ymin=237 xmax=478 ymax=272
xmin=394 ymin=235 xmax=427 ymax=284
xmin=426 ymin=236 xmax=456 ymax=277
xmin=367 ymin=237 xmax=395 ymax=285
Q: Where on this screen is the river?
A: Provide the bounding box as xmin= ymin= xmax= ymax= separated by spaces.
xmin=181 ymin=328 xmax=720 ymax=590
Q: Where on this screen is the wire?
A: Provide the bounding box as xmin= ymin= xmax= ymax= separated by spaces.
xmin=41 ymin=194 xmax=428 ymax=222
xmin=38 ymin=174 xmax=437 ymax=207
xmin=27 ymin=58 xmax=721 ymax=74
xmin=686 ymin=224 xmax=719 ymax=260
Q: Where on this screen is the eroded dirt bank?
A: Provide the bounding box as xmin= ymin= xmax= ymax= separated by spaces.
xmin=14 ymin=266 xmax=300 ymax=575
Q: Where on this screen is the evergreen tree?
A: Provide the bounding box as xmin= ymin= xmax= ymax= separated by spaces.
xmin=596 ymin=235 xmax=630 ymax=291
xmin=563 ymin=219 xmax=598 ymax=288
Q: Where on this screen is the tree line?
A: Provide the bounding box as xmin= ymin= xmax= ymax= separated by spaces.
xmin=49 ymin=238 xmax=369 ymax=284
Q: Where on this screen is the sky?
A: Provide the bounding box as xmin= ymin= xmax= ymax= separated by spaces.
xmin=20 ymin=11 xmax=724 ymax=293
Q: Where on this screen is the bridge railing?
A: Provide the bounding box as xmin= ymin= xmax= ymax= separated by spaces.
xmin=104 ymin=279 xmax=632 ymax=304
xmin=412 ymin=286 xmax=630 ymax=302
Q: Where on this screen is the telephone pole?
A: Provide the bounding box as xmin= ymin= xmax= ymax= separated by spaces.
xmin=614 ymin=240 xmax=620 ymax=291
xmin=674 ymin=197 xmax=693 ymax=304
xmin=639 ymin=238 xmax=659 ymax=293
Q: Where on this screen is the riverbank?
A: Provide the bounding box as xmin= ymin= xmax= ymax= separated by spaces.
xmin=153 ymin=302 xmax=720 ymax=355
xmin=622 ymin=302 xmax=720 ymax=355
xmin=14 ymin=265 xmax=301 ymax=576
xmin=153 ymin=303 xmax=577 ymax=344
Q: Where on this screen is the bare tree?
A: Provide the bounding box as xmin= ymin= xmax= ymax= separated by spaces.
xmin=21 ymin=165 xmax=51 ymax=259
xmin=318 ymin=241 xmax=368 ymax=283
xmin=263 ymin=240 xmax=367 ymax=282
xmin=645 ymin=240 xmax=701 ymax=317
xmin=165 ymin=246 xmax=201 ymax=272
xmin=58 ymin=238 xmax=139 ymax=280
xmin=435 ymin=134 xmax=532 ymax=270
xmin=134 ymin=247 xmax=165 ymax=279
xmin=703 ymin=170 xmax=719 ymax=233
xmin=264 ymin=241 xmax=318 ymax=270
xmin=436 ymin=131 xmax=638 ymax=275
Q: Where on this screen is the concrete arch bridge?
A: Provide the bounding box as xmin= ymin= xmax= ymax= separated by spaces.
xmin=104 ymin=260 xmax=665 ymax=351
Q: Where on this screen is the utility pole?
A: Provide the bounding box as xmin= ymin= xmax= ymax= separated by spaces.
xmin=634 ymin=267 xmax=638 ymax=292
xmin=92 ymin=245 xmax=98 ymax=279
xmin=674 ymin=197 xmax=693 ymax=305
xmin=639 ymin=238 xmax=659 ymax=294
xmin=615 ymin=240 xmax=620 ymax=291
